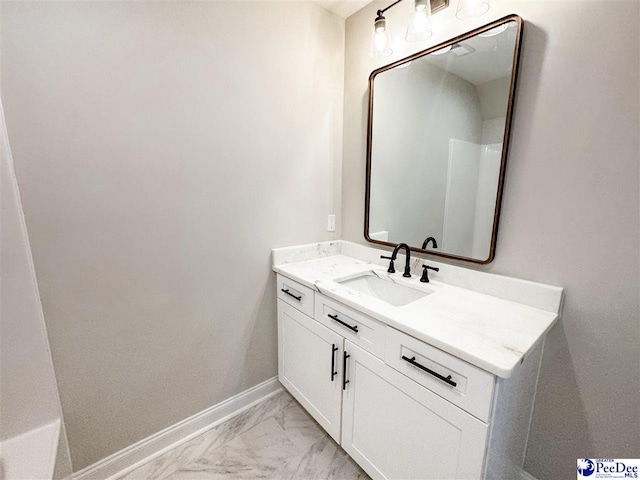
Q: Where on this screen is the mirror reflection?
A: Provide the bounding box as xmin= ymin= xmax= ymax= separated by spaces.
xmin=366 ymin=18 xmax=521 ymax=263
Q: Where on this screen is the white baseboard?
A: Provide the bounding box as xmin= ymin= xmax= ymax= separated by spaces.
xmin=521 ymin=468 xmax=539 ymax=480
xmin=73 ymin=377 xmax=282 ymax=480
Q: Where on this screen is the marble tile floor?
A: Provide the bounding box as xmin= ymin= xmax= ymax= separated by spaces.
xmin=118 ymin=389 xmax=369 ymax=480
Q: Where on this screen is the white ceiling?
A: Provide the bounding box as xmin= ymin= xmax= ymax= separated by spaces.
xmin=311 ymin=0 xmax=373 ymax=18
xmin=423 ymin=25 xmax=518 ymax=85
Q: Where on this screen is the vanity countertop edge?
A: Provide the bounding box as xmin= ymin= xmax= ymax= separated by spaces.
xmin=272 ymin=241 xmax=563 ymax=379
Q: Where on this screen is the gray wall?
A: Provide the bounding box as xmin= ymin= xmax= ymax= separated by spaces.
xmin=1 ymin=1 xmax=344 ymax=470
xmin=0 ymin=98 xmax=72 ymax=480
xmin=477 ymin=76 xmax=510 ymax=121
xmin=343 ymin=1 xmax=639 ymax=478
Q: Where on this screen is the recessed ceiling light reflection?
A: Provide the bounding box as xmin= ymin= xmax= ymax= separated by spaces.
xmin=430 ymin=45 xmax=452 ymax=55
xmin=479 ymin=24 xmax=509 ymax=37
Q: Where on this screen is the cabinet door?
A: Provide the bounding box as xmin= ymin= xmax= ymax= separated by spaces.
xmin=278 ymin=299 xmax=343 ymax=442
xmin=341 ymin=341 xmax=488 ymax=480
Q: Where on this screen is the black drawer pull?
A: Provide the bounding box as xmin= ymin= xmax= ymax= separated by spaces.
xmin=331 ymin=344 xmax=338 ymax=381
xmin=328 ymin=314 xmax=358 ymax=333
xmin=343 ymin=351 xmax=350 ymax=390
xmin=401 ymin=355 xmax=457 ymax=387
xmin=281 ymin=288 xmax=302 ymax=301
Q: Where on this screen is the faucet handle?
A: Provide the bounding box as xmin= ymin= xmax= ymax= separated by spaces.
xmin=420 ymin=264 xmax=439 ymax=283
xmin=380 ymin=255 xmax=395 ymax=274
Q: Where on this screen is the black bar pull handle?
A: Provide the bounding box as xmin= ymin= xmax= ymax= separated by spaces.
xmin=281 ymin=288 xmax=302 ymax=301
xmin=401 ymin=355 xmax=457 ymax=387
xmin=331 ymin=344 xmax=338 ymax=381
xmin=328 ymin=314 xmax=359 ymax=333
xmin=343 ymin=351 xmax=350 ymax=390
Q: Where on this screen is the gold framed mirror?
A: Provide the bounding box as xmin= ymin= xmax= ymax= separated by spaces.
xmin=364 ymin=14 xmax=523 ymax=264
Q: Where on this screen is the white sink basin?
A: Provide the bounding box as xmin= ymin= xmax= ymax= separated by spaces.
xmin=337 ymin=272 xmax=433 ymax=306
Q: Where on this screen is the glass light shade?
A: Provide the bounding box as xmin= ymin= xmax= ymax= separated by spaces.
xmin=406 ymin=0 xmax=433 ymax=42
xmin=370 ymin=15 xmax=392 ymax=59
xmin=455 ymin=0 xmax=490 ymax=20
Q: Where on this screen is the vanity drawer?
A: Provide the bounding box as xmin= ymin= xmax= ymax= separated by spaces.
xmin=314 ymin=294 xmax=385 ymax=359
xmin=277 ymin=275 xmax=314 ymax=318
xmin=385 ymin=327 xmax=495 ymax=422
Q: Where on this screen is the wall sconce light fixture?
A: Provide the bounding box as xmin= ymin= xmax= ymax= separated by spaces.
xmin=370 ymin=0 xmax=490 ymax=59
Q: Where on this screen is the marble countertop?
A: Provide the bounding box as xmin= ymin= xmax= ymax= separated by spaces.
xmin=272 ymin=244 xmax=562 ymax=378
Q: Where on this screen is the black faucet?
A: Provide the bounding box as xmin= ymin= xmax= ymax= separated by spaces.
xmin=422 ymin=237 xmax=438 ymax=249
xmin=420 ymin=264 xmax=439 ymax=283
xmin=381 ymin=243 xmax=412 ymax=278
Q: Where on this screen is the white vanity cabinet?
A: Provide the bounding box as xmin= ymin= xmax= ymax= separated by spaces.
xmin=273 ymin=241 xmax=562 ymax=480
xmin=276 ymin=273 xmax=546 ymax=480
xmin=342 ymin=341 xmax=488 ymax=480
xmin=277 ymin=300 xmax=343 ymax=442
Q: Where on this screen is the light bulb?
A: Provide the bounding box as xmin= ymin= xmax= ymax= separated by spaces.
xmin=406 ymin=0 xmax=432 ymax=42
xmin=375 ymin=31 xmax=388 ymax=50
xmin=370 ymin=13 xmax=392 ymax=58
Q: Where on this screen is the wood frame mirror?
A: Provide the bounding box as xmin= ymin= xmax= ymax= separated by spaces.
xmin=364 ymin=14 xmax=523 ymax=264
